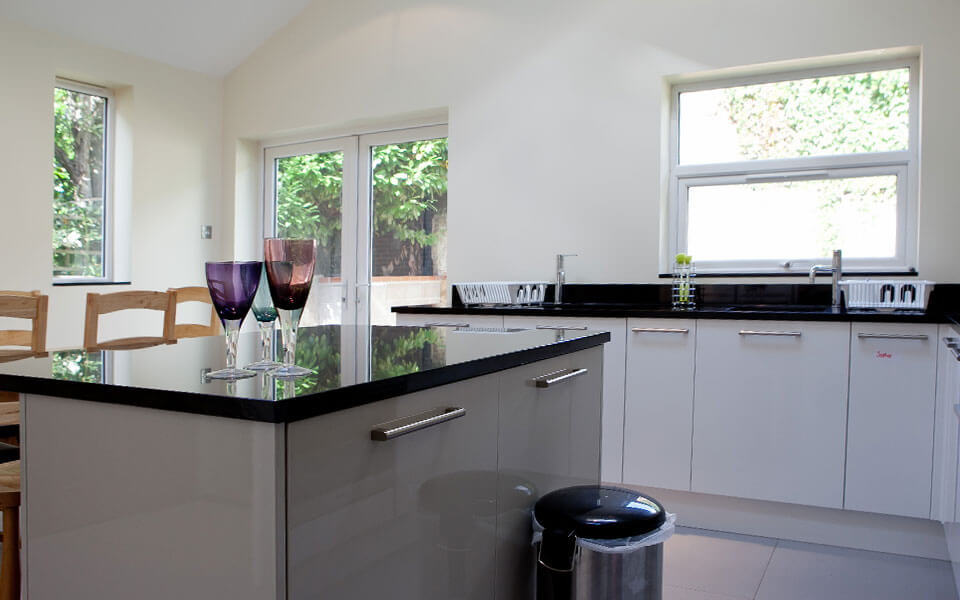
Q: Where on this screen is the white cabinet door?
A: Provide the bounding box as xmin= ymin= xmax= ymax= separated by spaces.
xmin=395 ymin=312 xmax=504 ymax=329
xmin=692 ymin=320 xmax=850 ymax=508
xmin=502 ymin=315 xmax=626 ymax=483
xmin=622 ymin=318 xmax=696 ymax=491
xmin=496 ymin=347 xmax=603 ymax=600
xmin=846 ymin=323 xmax=938 ymax=518
xmin=286 ymin=374 xmax=499 ymax=600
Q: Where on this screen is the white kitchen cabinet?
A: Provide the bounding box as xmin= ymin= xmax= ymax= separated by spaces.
xmin=622 ymin=318 xmax=696 ymax=490
xmin=692 ymin=320 xmax=850 ymax=508
xmin=845 ymin=323 xmax=939 ymax=518
xmin=395 ymin=312 xmax=504 ymax=329
xmin=502 ymin=315 xmax=626 ymax=482
xmin=496 ymin=347 xmax=603 ymax=600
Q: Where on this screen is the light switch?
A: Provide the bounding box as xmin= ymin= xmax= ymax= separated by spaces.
xmin=201 ymin=225 xmax=212 ymax=239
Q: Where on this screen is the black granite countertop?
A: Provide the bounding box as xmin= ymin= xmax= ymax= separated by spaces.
xmin=393 ymin=283 xmax=960 ymax=324
xmin=0 ymin=325 xmax=609 ymax=423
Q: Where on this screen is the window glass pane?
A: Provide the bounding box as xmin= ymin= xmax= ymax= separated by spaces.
xmin=53 ymin=87 xmax=107 ymax=278
xmin=275 ymin=151 xmax=343 ymax=278
xmin=369 ymin=138 xmax=448 ymax=325
xmin=679 ymin=68 xmax=909 ymax=164
xmin=687 ymin=175 xmax=898 ymax=262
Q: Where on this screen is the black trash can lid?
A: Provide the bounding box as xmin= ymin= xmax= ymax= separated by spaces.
xmin=534 ymin=485 xmax=666 ymax=540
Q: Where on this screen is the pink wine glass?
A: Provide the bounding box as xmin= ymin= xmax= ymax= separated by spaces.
xmin=264 ymin=238 xmax=317 ymax=378
xmin=204 ymin=261 xmax=262 ymax=380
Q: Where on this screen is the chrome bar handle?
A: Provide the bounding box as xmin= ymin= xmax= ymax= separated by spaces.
xmin=536 ymin=325 xmax=588 ymax=331
xmin=944 ymin=338 xmax=960 ymax=361
xmin=532 ymin=368 xmax=588 ymax=388
xmin=738 ymin=330 xmax=802 ymax=337
xmin=424 ymin=322 xmax=470 ymax=328
xmin=857 ymin=333 xmax=929 ymax=340
xmin=632 ymin=327 xmax=689 ymax=334
xmin=370 ymin=407 xmax=466 ymax=441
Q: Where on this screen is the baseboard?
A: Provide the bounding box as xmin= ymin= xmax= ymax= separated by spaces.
xmin=613 ymin=484 xmax=949 ymax=561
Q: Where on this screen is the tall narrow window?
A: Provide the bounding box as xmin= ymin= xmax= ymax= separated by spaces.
xmin=53 ymin=79 xmax=112 ymax=280
xmin=668 ymin=57 xmax=918 ymax=274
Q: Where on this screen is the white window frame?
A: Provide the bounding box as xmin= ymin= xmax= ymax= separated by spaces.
xmin=665 ymin=57 xmax=919 ymax=275
xmin=53 ymin=77 xmax=116 ymax=283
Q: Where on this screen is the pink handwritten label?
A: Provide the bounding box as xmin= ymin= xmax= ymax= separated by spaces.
xmin=876 ymin=351 xmax=893 ymax=359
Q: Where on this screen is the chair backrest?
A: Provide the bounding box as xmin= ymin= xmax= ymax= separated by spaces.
xmin=0 ymin=291 xmax=48 ymax=359
xmin=164 ymin=287 xmax=220 ymax=341
xmin=83 ymin=291 xmax=174 ymax=351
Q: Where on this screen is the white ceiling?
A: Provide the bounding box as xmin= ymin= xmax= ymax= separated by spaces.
xmin=0 ymin=0 xmax=315 ymax=76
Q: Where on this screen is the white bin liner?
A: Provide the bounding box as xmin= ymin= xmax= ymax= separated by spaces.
xmin=532 ymin=512 xmax=676 ymax=553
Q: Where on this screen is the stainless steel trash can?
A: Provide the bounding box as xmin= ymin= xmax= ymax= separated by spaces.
xmin=534 ymin=486 xmax=674 ymax=600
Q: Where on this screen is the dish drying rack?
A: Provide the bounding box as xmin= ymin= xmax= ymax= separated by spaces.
xmin=840 ymin=279 xmax=934 ymax=311
xmin=455 ymin=282 xmax=549 ymax=305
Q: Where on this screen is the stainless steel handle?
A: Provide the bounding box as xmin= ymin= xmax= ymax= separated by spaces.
xmin=370 ymin=407 xmax=465 ymax=441
xmin=945 ymin=338 xmax=960 ymax=361
xmin=532 ymin=368 xmax=588 ymax=388
xmin=424 ymin=322 xmax=470 ymax=328
xmin=857 ymin=333 xmax=929 ymax=340
xmin=536 ymin=325 xmax=588 ymax=331
xmin=632 ymin=327 xmax=689 ymax=334
xmin=738 ymin=330 xmax=802 ymax=337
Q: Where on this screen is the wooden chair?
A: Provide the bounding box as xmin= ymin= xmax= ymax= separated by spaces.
xmin=83 ymin=291 xmax=175 ymax=351
xmin=164 ymin=286 xmax=220 ymax=341
xmin=0 ymin=291 xmax=48 ymax=363
xmin=0 ymin=460 xmax=19 ymax=600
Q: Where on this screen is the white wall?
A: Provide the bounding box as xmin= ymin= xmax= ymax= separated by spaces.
xmin=221 ymin=0 xmax=960 ymax=288
xmin=0 ymin=18 xmax=224 ymax=349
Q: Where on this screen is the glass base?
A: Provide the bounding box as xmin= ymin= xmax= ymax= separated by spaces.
xmin=268 ymin=364 xmax=314 ymax=379
xmin=244 ymin=359 xmax=285 ymax=371
xmin=206 ymin=367 xmax=258 ymax=380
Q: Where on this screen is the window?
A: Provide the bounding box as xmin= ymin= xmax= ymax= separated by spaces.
xmin=53 ymin=79 xmax=113 ymax=280
xmin=264 ymin=125 xmax=448 ymax=327
xmin=667 ymin=57 xmax=918 ymax=274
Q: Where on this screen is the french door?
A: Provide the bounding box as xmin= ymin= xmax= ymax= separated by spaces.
xmin=263 ymin=124 xmax=448 ymax=331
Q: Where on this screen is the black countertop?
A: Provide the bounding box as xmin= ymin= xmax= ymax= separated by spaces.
xmin=394 ymin=283 xmax=960 ymax=324
xmin=0 ymin=325 xmax=609 ymax=423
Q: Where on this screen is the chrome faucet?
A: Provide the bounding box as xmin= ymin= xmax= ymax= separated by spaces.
xmin=555 ymin=253 xmax=578 ymax=304
xmin=808 ymin=249 xmax=843 ymax=309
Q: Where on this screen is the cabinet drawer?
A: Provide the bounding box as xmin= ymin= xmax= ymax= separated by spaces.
xmin=502 ymin=316 xmax=626 ymax=483
xmin=286 ymin=375 xmax=499 ymax=600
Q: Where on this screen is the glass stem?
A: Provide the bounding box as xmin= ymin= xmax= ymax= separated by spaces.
xmin=258 ymin=320 xmax=274 ymax=362
xmin=224 ymin=319 xmax=242 ymax=371
xmin=277 ymin=308 xmax=303 ymax=367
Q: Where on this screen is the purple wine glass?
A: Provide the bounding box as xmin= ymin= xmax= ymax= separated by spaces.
xmin=204 ymin=260 xmax=262 ymax=380
xmin=264 ymin=239 xmax=317 ymax=378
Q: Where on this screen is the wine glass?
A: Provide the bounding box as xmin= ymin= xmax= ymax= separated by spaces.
xmin=244 ymin=264 xmax=283 ymax=370
xmin=204 ymin=260 xmax=262 ymax=380
xmin=264 ymin=238 xmax=317 ymax=378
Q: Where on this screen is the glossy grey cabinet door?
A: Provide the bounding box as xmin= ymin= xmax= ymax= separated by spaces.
xmin=286 ymin=373 xmax=498 ymax=600
xmin=495 ymin=346 xmax=603 ymax=600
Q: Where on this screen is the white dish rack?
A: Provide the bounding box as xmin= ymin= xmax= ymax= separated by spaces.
xmin=455 ymin=282 xmax=549 ymax=305
xmin=840 ymin=279 xmax=934 ymax=311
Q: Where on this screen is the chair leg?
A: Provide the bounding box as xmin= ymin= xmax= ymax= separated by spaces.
xmin=0 ymin=505 xmax=19 ymax=600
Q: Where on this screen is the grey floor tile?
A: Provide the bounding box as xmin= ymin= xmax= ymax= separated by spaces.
xmin=756 ymin=539 xmax=958 ymax=600
xmin=664 ymin=527 xmax=776 ymax=599
xmin=664 ymin=585 xmax=750 ymax=600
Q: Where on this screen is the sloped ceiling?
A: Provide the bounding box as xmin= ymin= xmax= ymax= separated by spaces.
xmin=0 ymin=0 xmax=316 ymax=76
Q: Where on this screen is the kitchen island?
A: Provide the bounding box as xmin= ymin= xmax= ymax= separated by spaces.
xmin=0 ymin=325 xmax=608 ymax=600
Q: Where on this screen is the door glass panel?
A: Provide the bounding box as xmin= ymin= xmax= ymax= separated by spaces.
xmin=369 ymin=138 xmax=448 ymax=325
xmin=275 ymin=151 xmax=344 ymax=325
